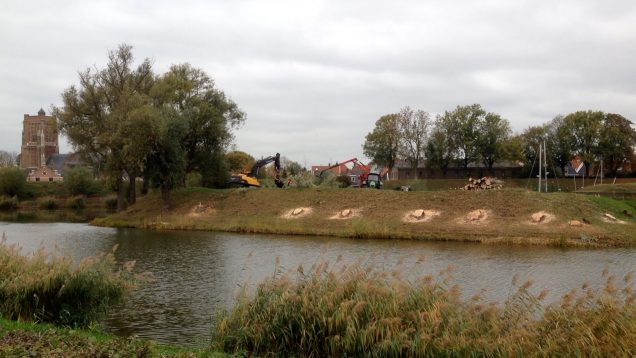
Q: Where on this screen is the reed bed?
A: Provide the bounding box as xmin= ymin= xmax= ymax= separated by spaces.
xmin=212 ymin=259 xmax=635 ymax=357
xmin=0 ymin=235 xmax=142 ymax=328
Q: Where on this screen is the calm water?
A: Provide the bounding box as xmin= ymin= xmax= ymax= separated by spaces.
xmin=1 ymin=222 xmax=634 ymax=346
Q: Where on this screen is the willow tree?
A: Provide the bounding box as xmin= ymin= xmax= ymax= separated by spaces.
xmin=55 ymin=44 xmax=155 ymax=211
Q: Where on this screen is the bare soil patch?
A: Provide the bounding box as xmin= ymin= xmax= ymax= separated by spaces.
xmin=329 ymin=208 xmax=361 ymax=220
xmin=459 ymin=209 xmax=490 ymax=224
xmin=402 ymin=209 xmax=441 ymax=223
xmin=281 ymin=207 xmax=313 ymax=219
xmin=528 ymin=211 xmax=555 ymax=225
xmin=602 ymin=213 xmax=626 ymax=224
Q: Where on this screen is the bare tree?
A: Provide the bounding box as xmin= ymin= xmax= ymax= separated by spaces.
xmin=0 ymin=151 xmax=18 ymax=167
xmin=398 ymin=107 xmax=431 ymax=179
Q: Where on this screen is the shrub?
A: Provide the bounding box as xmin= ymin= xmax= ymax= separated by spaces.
xmin=0 ymin=167 xmax=26 ymax=198
xmin=212 ymin=260 xmax=635 ymax=357
xmin=63 ymin=167 xmax=99 ymax=196
xmin=335 ymin=174 xmax=352 ymax=188
xmin=38 ymin=196 xmax=60 ymax=210
xmin=0 ymin=196 xmax=19 ymax=211
xmin=0 ymin=238 xmax=141 ymax=328
xmin=66 ymin=195 xmax=86 ymax=210
xmin=186 ymin=172 xmax=202 ymax=187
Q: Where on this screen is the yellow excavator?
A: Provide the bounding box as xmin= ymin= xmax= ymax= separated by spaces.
xmin=228 ymin=153 xmax=285 ymax=188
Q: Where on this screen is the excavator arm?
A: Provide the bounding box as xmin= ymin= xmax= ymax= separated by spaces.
xmin=228 ymin=153 xmax=284 ymax=188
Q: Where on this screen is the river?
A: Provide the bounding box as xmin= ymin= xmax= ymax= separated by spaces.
xmin=1 ymin=222 xmax=634 ymax=347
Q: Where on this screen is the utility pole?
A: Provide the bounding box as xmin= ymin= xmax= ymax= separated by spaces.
xmin=538 ymin=144 xmax=542 ymax=192
xmin=544 ymin=141 xmax=548 ymax=192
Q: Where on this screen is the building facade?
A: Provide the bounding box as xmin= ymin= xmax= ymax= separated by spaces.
xmin=20 ymin=108 xmax=59 ymax=170
xmin=20 ymin=108 xmax=62 ymax=182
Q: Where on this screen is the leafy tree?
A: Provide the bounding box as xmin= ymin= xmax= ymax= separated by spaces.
xmin=152 ymin=63 xmax=245 ymax=187
xmin=598 ymin=113 xmax=636 ymax=175
xmin=0 ymin=151 xmax=17 ymax=167
xmin=520 ymin=125 xmax=548 ymax=169
xmin=425 ymin=115 xmax=455 ymax=175
xmin=55 ymin=44 xmax=154 ymax=211
xmin=363 ymin=114 xmax=400 ymax=178
xmin=226 ymin=151 xmax=255 ymax=173
xmin=545 ymin=115 xmax=574 ymax=175
xmin=439 ymin=104 xmax=484 ymax=170
xmin=398 ymin=107 xmax=431 ymax=179
xmin=64 ymin=167 xmax=99 ymax=196
xmin=145 ymin=111 xmax=187 ymax=211
xmin=561 ymin=110 xmax=604 ymax=175
xmin=281 ymin=157 xmax=303 ymax=177
xmin=0 ymin=167 xmax=26 ymax=198
xmin=477 ymin=112 xmax=511 ymax=170
xmin=56 ymin=46 xmax=245 ymax=211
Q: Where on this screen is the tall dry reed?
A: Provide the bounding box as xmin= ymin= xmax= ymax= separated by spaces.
xmin=212 ymin=259 xmax=635 ymax=357
xmin=0 ymin=235 xmax=142 ymax=328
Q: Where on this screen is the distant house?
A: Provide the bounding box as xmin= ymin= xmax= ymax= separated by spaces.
xmin=564 ymin=156 xmax=586 ymax=177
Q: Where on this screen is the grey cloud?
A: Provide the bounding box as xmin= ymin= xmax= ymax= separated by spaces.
xmin=1 ymin=0 xmax=635 ymax=165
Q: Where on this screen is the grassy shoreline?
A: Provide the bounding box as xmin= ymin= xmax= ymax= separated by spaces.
xmin=0 ymin=317 xmax=225 ymax=357
xmin=93 ymin=187 xmax=636 ymax=247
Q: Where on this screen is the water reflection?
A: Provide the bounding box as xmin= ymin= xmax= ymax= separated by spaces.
xmin=1 ymin=222 xmax=634 ymax=346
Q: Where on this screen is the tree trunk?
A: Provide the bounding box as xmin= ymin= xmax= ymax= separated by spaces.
xmin=116 ymin=176 xmax=126 ymax=212
xmin=127 ymin=175 xmax=137 ymax=204
xmin=161 ymin=186 xmax=171 ymax=213
xmin=141 ymin=172 xmax=150 ymax=195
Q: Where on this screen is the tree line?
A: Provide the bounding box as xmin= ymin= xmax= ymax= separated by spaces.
xmin=363 ymin=105 xmax=636 ymax=179
xmin=54 ymin=44 xmax=245 ymax=211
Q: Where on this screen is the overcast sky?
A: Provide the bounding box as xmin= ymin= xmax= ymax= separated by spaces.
xmin=1 ymin=0 xmax=635 ymax=166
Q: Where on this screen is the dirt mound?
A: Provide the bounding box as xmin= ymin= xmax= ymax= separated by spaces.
xmin=281 ymin=207 xmax=313 ymax=219
xmin=329 ymin=208 xmax=361 ymax=220
xmin=461 ymin=209 xmax=490 ymax=224
xmin=403 ymin=209 xmax=441 ymax=223
xmin=601 ymin=213 xmax=626 ymax=224
xmin=528 ymin=211 xmax=554 ymax=224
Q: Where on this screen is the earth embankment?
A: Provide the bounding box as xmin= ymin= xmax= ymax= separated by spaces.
xmin=93 ymin=187 xmax=636 ymax=247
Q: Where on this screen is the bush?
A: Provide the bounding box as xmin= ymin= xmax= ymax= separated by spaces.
xmin=0 ymin=238 xmax=141 ymax=328
xmin=66 ymin=195 xmax=86 ymax=210
xmin=0 ymin=196 xmax=19 ymax=211
xmin=186 ymin=172 xmax=202 ymax=187
xmin=335 ymin=174 xmax=352 ymax=188
xmin=212 ymin=260 xmax=636 ymax=357
xmin=38 ymin=196 xmax=60 ymax=210
xmin=63 ymin=167 xmax=99 ymax=196
xmin=0 ymin=167 xmax=26 ymax=198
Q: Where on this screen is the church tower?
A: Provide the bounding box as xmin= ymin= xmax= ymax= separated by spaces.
xmin=20 ymin=108 xmax=59 ymax=170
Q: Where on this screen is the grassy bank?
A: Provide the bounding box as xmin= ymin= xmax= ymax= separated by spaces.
xmin=0 ymin=318 xmax=226 ymax=357
xmin=94 ymin=187 xmax=636 ymax=247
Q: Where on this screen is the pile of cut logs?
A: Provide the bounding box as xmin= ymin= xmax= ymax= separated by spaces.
xmin=461 ymin=177 xmax=503 ymax=190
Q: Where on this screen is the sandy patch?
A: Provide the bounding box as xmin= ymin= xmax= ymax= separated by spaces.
xmin=281 ymin=207 xmax=313 ymax=219
xmin=528 ymin=211 xmax=554 ymax=225
xmin=187 ymin=202 xmax=216 ymax=218
xmin=403 ymin=209 xmax=441 ymax=223
xmin=329 ymin=208 xmax=361 ymax=220
xmin=459 ymin=209 xmax=490 ymax=224
xmin=601 ymin=213 xmax=626 ymax=224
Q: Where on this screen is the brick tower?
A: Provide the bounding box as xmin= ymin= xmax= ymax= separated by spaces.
xmin=20 ymin=108 xmax=59 ymax=170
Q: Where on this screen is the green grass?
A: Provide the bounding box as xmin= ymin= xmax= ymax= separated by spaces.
xmin=95 ymin=186 xmax=636 ymax=247
xmin=0 ymin=317 xmax=229 ymax=357
xmin=588 ymin=196 xmax=636 ymax=216
xmin=212 ymin=260 xmax=636 ymax=357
